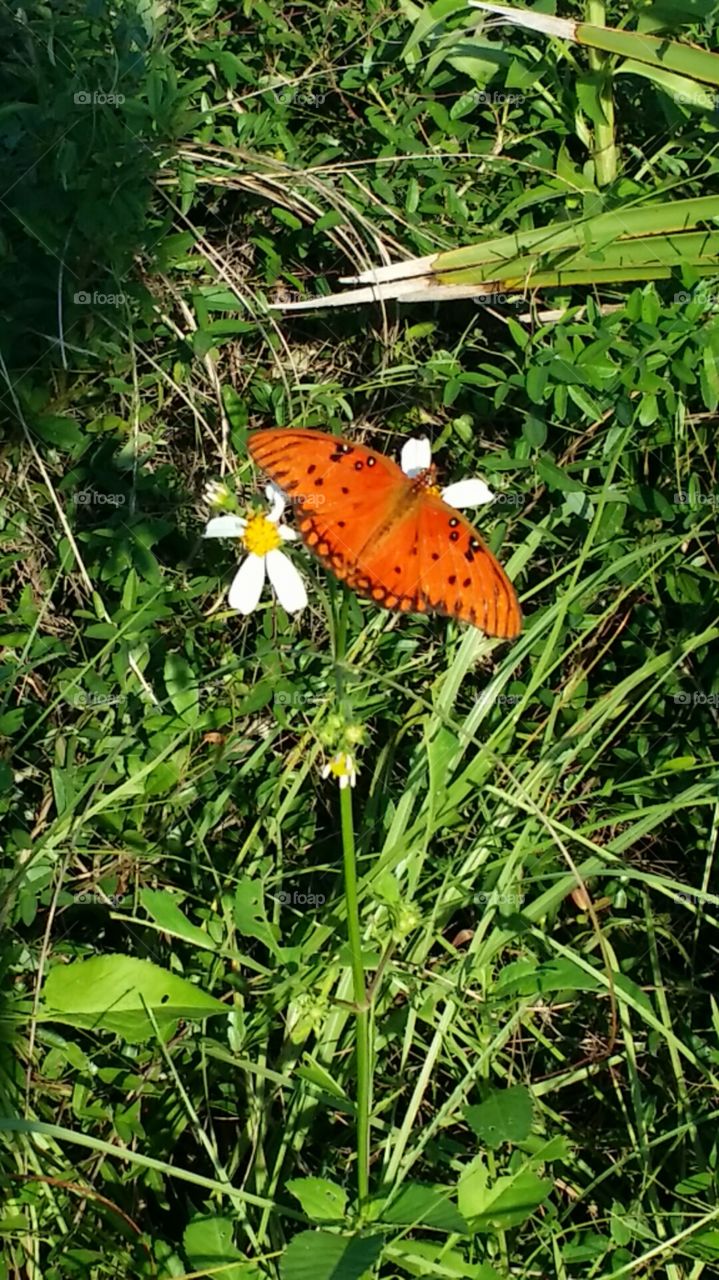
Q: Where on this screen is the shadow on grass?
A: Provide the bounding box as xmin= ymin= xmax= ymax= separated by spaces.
xmin=0 ymin=0 xmax=184 ymax=379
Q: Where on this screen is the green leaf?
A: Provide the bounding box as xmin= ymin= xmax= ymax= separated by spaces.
xmin=164 ymin=652 xmax=199 ymax=725
xmin=140 ymin=889 xmax=216 ymax=950
xmin=272 ymin=206 xmax=303 ymax=230
xmin=184 ymin=1217 xmax=263 ymax=1280
xmin=234 ymin=879 xmax=280 ymax=954
xmin=464 ymin=1086 xmax=533 ymax=1149
xmin=457 ymin=1157 xmax=552 ymax=1231
xmin=281 ymin=1231 xmax=384 ymax=1280
xmin=380 ymin=1183 xmax=469 ymax=1232
xmin=286 ymin=1178 xmax=348 ymax=1223
xmin=674 ymin=1172 xmax=712 ymax=1195
xmin=536 ymin=458 xmax=584 ymax=493
xmin=42 ymin=956 xmax=225 ymax=1042
xmin=33 ymin=415 xmax=85 ymax=452
xmin=384 ymin=1239 xmax=483 ymax=1278
xmin=522 ymin=416 xmax=547 ymax=448
xmin=495 ymin=957 xmax=601 ymax=997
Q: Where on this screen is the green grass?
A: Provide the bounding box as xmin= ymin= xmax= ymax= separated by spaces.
xmin=1 ymin=0 xmax=719 ymax=1277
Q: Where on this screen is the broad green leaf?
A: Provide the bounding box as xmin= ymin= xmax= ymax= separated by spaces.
xmin=164 ymin=652 xmax=199 ymax=724
xmin=286 ymin=1178 xmax=348 ymax=1223
xmin=464 ymin=1086 xmax=533 ymax=1149
xmin=234 ymin=879 xmax=280 ymax=954
xmin=140 ymin=889 xmax=216 ymax=951
xmin=42 ymin=956 xmax=225 ymax=1042
xmin=34 ymin=415 xmax=85 ymax=452
xmin=183 ymin=1217 xmax=263 ymax=1280
xmin=536 ymin=458 xmax=584 ymax=493
xmin=457 ymin=1156 xmax=552 ymax=1231
xmin=494 ymin=957 xmax=601 ymax=996
xmin=281 ymin=1230 xmax=383 ymax=1280
xmin=380 ymin=1183 xmax=469 ymax=1232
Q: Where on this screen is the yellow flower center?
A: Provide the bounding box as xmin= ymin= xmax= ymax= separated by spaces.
xmin=328 ymin=752 xmax=354 ymax=779
xmin=242 ymin=513 xmax=282 ymax=557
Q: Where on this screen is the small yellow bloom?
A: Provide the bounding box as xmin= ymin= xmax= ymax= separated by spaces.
xmin=203 ymin=483 xmax=307 ymax=616
xmin=321 ymin=751 xmax=357 ymax=790
xmin=242 ymin=512 xmax=282 ymax=557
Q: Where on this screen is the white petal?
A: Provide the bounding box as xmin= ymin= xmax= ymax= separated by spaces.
xmin=265 ymin=482 xmax=287 ymax=522
xmin=339 ymin=773 xmax=349 ymax=789
xmin=401 ymin=437 xmax=432 ymax=477
xmin=321 ymin=764 xmax=331 ymax=778
xmin=228 ymin=554 xmax=266 ymax=613
xmin=279 ymin=524 xmax=298 ymax=541
xmin=265 ymin=549 xmax=307 ymax=614
xmin=204 ymin=515 xmax=247 ymax=538
xmin=442 ymin=478 xmax=494 ymax=508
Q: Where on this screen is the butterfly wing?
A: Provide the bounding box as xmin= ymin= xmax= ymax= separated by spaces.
xmin=248 ymin=428 xmax=410 ymax=582
xmin=248 ymin=428 xmax=521 ymax=638
xmin=356 ymin=491 xmax=521 ymax=637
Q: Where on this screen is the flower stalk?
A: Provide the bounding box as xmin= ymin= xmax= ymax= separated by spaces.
xmin=339 ymin=781 xmax=371 ymax=1209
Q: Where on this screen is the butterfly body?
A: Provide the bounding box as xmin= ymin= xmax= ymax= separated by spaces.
xmin=248 ymin=428 xmax=521 ymax=638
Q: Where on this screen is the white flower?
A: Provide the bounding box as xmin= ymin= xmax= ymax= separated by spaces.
xmin=321 ymin=751 xmax=357 ymax=789
xmin=400 ymin=437 xmax=494 ymax=508
xmin=203 ymin=483 xmax=308 ymax=616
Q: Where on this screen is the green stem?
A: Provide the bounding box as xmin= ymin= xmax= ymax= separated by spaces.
xmin=333 ymin=584 xmax=351 ymax=715
xmin=340 ymin=780 xmax=371 ymax=1210
xmin=586 ymin=0 xmax=617 ymax=187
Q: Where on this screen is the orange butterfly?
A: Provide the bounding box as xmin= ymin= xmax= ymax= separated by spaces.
xmin=248 ymin=429 xmax=522 ymax=638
